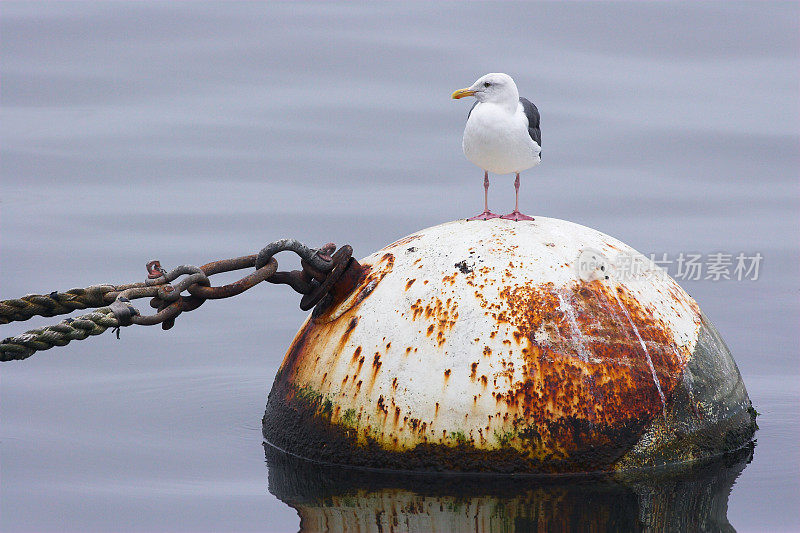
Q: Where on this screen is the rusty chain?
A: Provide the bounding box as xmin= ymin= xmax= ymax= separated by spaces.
xmin=1 ymin=239 xmax=360 ymax=362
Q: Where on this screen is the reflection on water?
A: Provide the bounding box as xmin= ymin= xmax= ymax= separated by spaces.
xmin=265 ymin=442 xmax=753 ymax=532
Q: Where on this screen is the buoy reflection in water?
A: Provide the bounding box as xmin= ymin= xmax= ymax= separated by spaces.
xmin=265 ymin=442 xmax=753 ymax=533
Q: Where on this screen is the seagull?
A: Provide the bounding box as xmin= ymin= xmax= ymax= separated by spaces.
xmin=452 ymin=73 xmax=541 ymax=221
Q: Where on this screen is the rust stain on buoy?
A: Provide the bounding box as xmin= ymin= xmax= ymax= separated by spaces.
xmin=263 ymin=218 xmax=756 ymax=473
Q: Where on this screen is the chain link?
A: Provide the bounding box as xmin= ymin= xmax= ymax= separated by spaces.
xmin=1 ymin=239 xmax=361 ymax=361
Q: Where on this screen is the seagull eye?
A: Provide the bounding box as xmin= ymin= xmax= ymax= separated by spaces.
xmin=484 ymin=82 xmax=491 ymax=87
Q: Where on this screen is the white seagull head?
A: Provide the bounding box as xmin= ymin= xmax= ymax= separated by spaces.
xmin=451 ymin=72 xmax=519 ymax=106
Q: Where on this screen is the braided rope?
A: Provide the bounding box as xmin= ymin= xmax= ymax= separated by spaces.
xmin=0 ymin=286 xmax=117 ymax=325
xmin=0 ymin=309 xmax=119 ymax=361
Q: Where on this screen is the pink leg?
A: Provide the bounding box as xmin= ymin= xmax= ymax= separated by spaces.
xmin=501 ymin=173 xmax=535 ymax=221
xmin=467 ymin=171 xmax=500 ymax=221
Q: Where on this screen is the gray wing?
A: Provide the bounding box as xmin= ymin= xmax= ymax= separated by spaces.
xmin=467 ymin=100 xmax=478 ymax=119
xmin=519 ymin=97 xmax=541 ymax=155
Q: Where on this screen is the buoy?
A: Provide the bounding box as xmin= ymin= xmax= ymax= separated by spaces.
xmin=263 ymin=218 xmax=756 ymax=473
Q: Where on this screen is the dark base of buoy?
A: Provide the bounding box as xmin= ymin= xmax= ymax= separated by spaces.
xmin=263 ymin=375 xmax=647 ymax=474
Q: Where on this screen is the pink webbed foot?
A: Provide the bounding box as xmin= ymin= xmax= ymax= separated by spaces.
xmin=468 ymin=172 xmax=499 ymax=221
xmin=502 ymin=173 xmax=534 ymax=221
xmin=500 ymin=210 xmax=535 ymax=221
xmin=467 ymin=210 xmax=501 ymax=221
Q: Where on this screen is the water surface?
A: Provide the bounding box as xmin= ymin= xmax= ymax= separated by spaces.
xmin=2 ymin=2 xmax=798 ymax=531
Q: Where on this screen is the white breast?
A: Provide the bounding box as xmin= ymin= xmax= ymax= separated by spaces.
xmin=462 ymin=102 xmax=541 ymax=175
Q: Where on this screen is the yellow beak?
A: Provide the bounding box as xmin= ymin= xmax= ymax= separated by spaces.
xmin=451 ymin=88 xmax=476 ymax=99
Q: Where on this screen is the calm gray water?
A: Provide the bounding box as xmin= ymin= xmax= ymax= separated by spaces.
xmin=1 ymin=2 xmax=798 ymax=531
